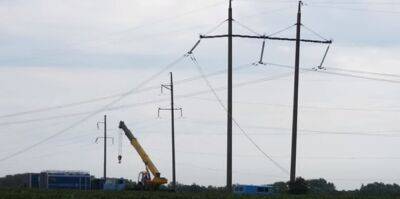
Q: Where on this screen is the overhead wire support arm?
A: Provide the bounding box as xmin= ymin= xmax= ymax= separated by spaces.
xmin=157 ymin=107 xmax=183 ymax=118
xmin=187 ymin=39 xmax=202 ymax=55
xmin=317 ymin=44 xmax=331 ymax=70
xmin=255 ymin=40 xmax=266 ymax=65
xmin=200 ymin=34 xmax=332 ymax=44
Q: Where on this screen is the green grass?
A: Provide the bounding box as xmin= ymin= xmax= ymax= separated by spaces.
xmin=0 ymin=189 xmax=399 ymax=199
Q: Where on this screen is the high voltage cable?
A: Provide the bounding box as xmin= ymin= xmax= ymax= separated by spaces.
xmin=233 ymin=20 xmax=262 ymax=36
xmin=328 ymin=67 xmax=400 ymax=79
xmin=0 ymin=63 xmax=252 ymax=119
xmin=321 ymin=70 xmax=400 ymax=84
xmin=301 ymin=24 xmax=330 ymax=41
xmin=1 ymin=1 xmax=226 ymax=63
xmin=104 ymin=1 xmax=226 ymax=37
xmin=0 ymin=1 xmax=226 ymax=65
xmin=262 ymin=62 xmax=400 ymax=84
xmin=204 ymin=19 xmax=228 ymax=35
xmin=151 ymin=148 xmax=400 ymax=160
xmin=0 ymin=64 xmax=290 ymax=127
xmin=266 ymin=24 xmax=296 ymax=37
xmin=126 ymin=128 xmax=400 ymax=138
xmin=0 ymin=93 xmax=123 ymax=119
xmin=154 ymin=156 xmax=286 ymax=179
xmin=237 ymin=0 xmax=400 ymax=15
xmin=178 ymin=120 xmax=400 ymax=137
xmin=1 ymin=143 xmax=99 ymax=163
xmin=189 ymin=54 xmax=289 ymax=175
xmin=306 ymin=1 xmax=400 ymax=5
xmin=307 ymin=4 xmax=400 ymax=14
xmin=238 ymin=5 xmax=295 ymax=19
xmin=0 ymin=99 xmax=173 ymax=127
xmin=0 ymin=52 xmax=187 ymax=163
xmin=186 ymin=96 xmax=400 ymax=113
xmin=5 ymin=62 xmax=399 ymax=127
xmin=238 ymin=0 xmax=400 ymax=5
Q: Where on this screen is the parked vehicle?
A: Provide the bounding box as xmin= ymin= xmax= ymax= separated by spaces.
xmin=234 ymin=184 xmax=274 ymax=195
xmin=103 ymin=178 xmax=126 ymax=191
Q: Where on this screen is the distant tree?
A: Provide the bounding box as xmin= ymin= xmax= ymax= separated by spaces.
xmin=273 ymin=181 xmax=288 ymax=193
xmin=307 ymin=178 xmax=336 ymax=194
xmin=0 ymin=174 xmax=29 ymax=188
xmin=289 ymin=177 xmax=309 ymax=194
xmin=173 ymin=183 xmax=224 ymax=192
xmin=273 ymin=178 xmax=336 ymax=194
xmin=359 ymin=182 xmax=400 ymax=195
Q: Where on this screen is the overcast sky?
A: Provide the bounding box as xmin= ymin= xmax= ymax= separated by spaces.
xmin=0 ymin=0 xmax=400 ymax=190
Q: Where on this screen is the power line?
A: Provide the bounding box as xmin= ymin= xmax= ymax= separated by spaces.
xmin=261 ymin=62 xmax=400 ymax=84
xmin=0 ymin=1 xmax=226 ymax=65
xmin=0 ymin=64 xmax=291 ymax=127
xmin=321 ymin=70 xmax=400 ymax=84
xmin=233 ymin=20 xmax=262 ymax=36
xmin=307 ymin=4 xmax=400 ymax=15
xmin=0 ymin=93 xmax=123 ymax=119
xmin=238 ymin=0 xmax=400 ymax=6
xmin=104 ymin=1 xmax=227 ymax=37
xmin=307 ymin=1 xmax=400 ymax=5
xmin=267 ymin=24 xmax=296 ymax=37
xmin=204 ymin=19 xmax=228 ymax=35
xmin=186 ymin=96 xmax=400 ymax=113
xmin=328 ymin=67 xmax=400 ymax=79
xmin=176 ymin=119 xmax=400 ymax=137
xmin=301 ymin=24 xmax=330 ymax=41
xmin=154 ymin=155 xmax=286 ymax=179
xmin=189 ymin=54 xmax=289 ymax=175
xmin=7 ymin=62 xmax=398 ymax=129
xmin=237 ymin=5 xmax=295 ymax=19
xmin=0 ymin=63 xmax=252 ymax=119
xmin=0 ymin=52 xmax=186 ymax=163
xmin=151 ymin=148 xmax=400 ymax=160
xmin=6 ymin=62 xmax=398 ymax=131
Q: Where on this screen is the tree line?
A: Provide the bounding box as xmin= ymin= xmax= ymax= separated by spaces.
xmin=0 ymin=173 xmax=399 ymax=195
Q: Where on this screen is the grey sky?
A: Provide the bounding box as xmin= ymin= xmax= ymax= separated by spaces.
xmin=0 ymin=0 xmax=400 ymax=190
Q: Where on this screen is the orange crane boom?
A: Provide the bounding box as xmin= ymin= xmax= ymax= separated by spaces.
xmin=118 ymin=121 xmax=168 ymax=187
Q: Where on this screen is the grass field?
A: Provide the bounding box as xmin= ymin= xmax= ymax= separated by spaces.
xmin=1 ymin=189 xmax=400 ymax=199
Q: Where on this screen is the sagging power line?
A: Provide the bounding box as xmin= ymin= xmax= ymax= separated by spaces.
xmin=196 ymin=0 xmax=333 ymax=191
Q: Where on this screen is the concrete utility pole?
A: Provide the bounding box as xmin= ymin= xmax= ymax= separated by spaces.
xmin=158 ymin=72 xmax=183 ymax=192
xmin=227 ymin=0 xmax=233 ymax=192
xmin=199 ymin=0 xmax=331 ymax=191
xmin=169 ymin=72 xmax=176 ymax=192
xmin=103 ymin=115 xmax=107 ymax=180
xmin=96 ymin=115 xmax=113 ymax=181
xmin=290 ymin=1 xmax=303 ymax=186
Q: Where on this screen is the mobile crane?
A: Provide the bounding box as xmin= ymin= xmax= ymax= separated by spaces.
xmin=118 ymin=121 xmax=168 ymax=189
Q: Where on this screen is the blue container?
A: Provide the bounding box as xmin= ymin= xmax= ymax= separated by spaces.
xmin=234 ymin=184 xmax=274 ymax=195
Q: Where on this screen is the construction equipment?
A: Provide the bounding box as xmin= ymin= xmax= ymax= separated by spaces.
xmin=118 ymin=121 xmax=168 ymax=189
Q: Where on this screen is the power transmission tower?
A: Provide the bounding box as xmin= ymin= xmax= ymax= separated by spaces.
xmin=197 ymin=0 xmax=332 ymax=192
xmin=95 ymin=115 xmax=114 ymax=180
xmin=158 ymin=72 xmax=183 ymax=192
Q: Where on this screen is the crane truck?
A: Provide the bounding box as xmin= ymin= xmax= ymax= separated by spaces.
xmin=118 ymin=121 xmax=168 ymax=189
